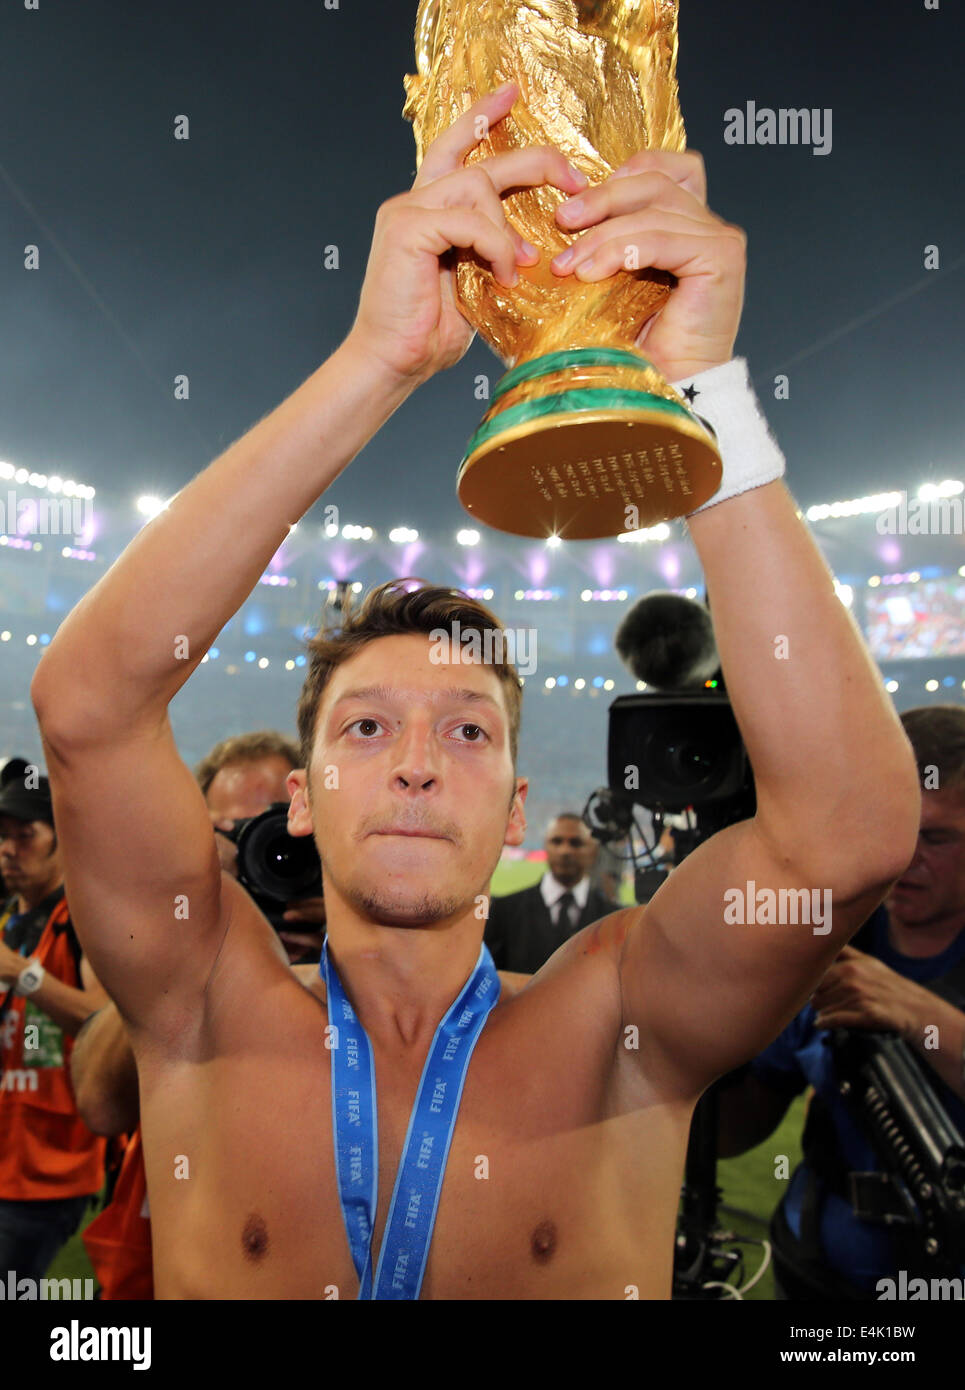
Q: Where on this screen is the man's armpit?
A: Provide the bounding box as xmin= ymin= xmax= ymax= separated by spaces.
xmin=497 ymin=970 xmax=532 ymax=998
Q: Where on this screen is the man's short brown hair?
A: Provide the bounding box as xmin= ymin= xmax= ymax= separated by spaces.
xmin=295 ymin=578 xmax=523 ymax=772
xmin=900 ymin=705 xmax=965 ymax=797
xmin=194 ymin=730 xmax=301 ymax=796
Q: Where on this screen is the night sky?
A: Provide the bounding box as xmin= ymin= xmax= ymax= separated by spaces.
xmin=2 ymin=0 xmax=962 ymax=521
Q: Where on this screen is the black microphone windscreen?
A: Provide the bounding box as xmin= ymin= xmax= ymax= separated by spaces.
xmin=614 ymin=592 xmax=719 ymax=689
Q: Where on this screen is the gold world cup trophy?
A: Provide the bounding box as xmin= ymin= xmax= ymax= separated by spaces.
xmin=403 ymin=0 xmax=723 ymax=540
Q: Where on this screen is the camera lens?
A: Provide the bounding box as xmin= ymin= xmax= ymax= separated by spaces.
xmin=263 ymin=828 xmax=318 ymax=887
xmin=651 ymin=728 xmax=723 ymax=798
xmin=236 ymin=805 xmax=322 ymax=902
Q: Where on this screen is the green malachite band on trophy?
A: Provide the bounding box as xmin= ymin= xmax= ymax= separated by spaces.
xmin=461 ymin=389 xmax=695 ymax=467
xmin=491 ymin=347 xmax=660 ymax=402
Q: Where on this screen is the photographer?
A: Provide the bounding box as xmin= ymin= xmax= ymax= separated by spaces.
xmin=198 ymin=731 xmax=326 ymax=966
xmin=75 ymin=729 xmax=322 ymax=1299
xmin=0 ymin=761 xmax=108 ymax=1280
xmin=717 ymin=705 xmax=965 ymax=1298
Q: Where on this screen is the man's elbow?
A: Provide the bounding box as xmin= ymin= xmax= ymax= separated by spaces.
xmin=32 ymin=659 xmax=113 ymax=755
xmin=856 ymin=731 xmax=922 ymax=868
xmin=31 ymin=657 xmax=74 ymax=748
xmin=834 ymin=784 xmax=921 ymax=897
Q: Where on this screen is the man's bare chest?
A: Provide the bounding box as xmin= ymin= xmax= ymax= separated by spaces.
xmin=140 ymin=979 xmax=689 ymax=1298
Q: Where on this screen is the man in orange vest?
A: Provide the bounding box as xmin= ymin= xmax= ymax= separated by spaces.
xmin=0 ymin=758 xmax=108 ymax=1279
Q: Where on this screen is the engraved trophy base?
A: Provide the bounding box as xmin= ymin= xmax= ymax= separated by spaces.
xmin=456 ymin=349 xmax=722 ymax=540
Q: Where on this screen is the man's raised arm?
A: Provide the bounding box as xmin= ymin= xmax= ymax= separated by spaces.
xmin=536 ymin=146 xmax=921 ymax=1098
xmin=31 ymin=338 xmax=415 ymax=1036
xmin=30 ymin=82 xmax=584 ymax=1041
xmin=621 ymin=470 xmax=921 ymax=1095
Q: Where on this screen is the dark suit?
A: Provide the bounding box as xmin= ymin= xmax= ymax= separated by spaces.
xmin=483 ymin=877 xmax=619 ymax=975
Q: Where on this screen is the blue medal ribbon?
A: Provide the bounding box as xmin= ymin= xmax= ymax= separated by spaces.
xmin=321 ymin=937 xmax=500 ymax=1300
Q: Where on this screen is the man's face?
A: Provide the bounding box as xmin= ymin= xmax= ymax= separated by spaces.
xmin=544 ymin=816 xmax=596 ymax=889
xmin=0 ymin=815 xmax=61 ymax=904
xmin=288 ymin=633 xmax=527 ymax=929
xmin=885 ymin=788 xmax=965 ymax=928
xmin=205 ymin=755 xmax=295 ymax=825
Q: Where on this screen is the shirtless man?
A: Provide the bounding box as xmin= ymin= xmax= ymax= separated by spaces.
xmin=32 ymin=83 xmax=920 ymax=1299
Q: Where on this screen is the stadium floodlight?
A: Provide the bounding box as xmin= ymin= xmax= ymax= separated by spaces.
xmin=545 ymin=535 xmax=562 ymax=548
xmin=918 ymin=479 xmax=963 ymax=501
xmin=0 ymin=463 xmax=94 ymax=497
xmin=136 ymin=495 xmax=167 ymax=519
xmin=617 ymin=523 xmax=671 ymax=544
xmin=805 ymin=490 xmax=903 ymax=522
xmin=456 ymin=529 xmax=480 ymax=546
xmin=389 ymin=526 xmax=419 ymax=544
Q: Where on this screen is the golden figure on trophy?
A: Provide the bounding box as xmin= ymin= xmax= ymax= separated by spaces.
xmin=403 ymin=0 xmax=723 ymax=540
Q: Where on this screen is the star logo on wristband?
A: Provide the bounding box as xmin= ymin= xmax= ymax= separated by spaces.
xmin=681 ymin=383 xmax=700 ymax=405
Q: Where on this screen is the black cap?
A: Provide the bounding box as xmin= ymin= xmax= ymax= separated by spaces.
xmin=0 ymin=758 xmax=54 ymax=826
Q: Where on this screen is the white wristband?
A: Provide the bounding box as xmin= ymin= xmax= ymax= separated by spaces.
xmin=671 ymin=357 xmax=786 ymax=515
xmin=15 ymin=960 xmax=45 ymax=996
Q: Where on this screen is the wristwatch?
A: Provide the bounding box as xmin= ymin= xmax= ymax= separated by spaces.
xmin=14 ymin=960 xmax=45 ymax=996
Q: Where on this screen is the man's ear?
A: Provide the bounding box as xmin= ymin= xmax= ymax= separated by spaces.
xmin=287 ymin=768 xmax=313 ymax=838
xmin=504 ymin=776 xmax=528 ymax=848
